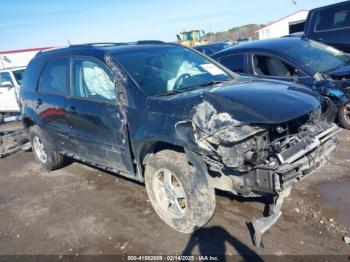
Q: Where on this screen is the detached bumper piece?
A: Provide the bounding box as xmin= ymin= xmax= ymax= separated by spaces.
xmin=249 ymin=195 xmax=284 ymax=248
xmin=245 ymin=123 xmax=339 ymax=248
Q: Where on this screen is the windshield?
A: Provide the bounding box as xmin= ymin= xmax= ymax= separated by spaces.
xmin=182 ymin=32 xmax=193 ymax=41
xmin=192 ymin=31 xmax=203 ymax=41
xmin=12 ymin=69 xmax=25 ymax=85
xmin=284 ymin=39 xmax=350 ymax=73
xmin=113 ymin=45 xmax=232 ymax=96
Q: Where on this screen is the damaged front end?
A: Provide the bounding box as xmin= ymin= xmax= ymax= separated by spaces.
xmin=179 ymin=100 xmax=339 ymax=247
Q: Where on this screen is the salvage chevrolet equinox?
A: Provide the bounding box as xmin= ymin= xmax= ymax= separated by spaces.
xmin=19 ymin=42 xmax=339 ymax=247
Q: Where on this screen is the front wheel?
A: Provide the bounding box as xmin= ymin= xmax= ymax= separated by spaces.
xmin=339 ymin=102 xmax=350 ymax=130
xmin=145 ymin=150 xmax=216 ymax=233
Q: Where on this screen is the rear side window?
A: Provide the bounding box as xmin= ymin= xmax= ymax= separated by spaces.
xmin=21 ymin=60 xmax=44 ymax=91
xmin=218 ymin=54 xmax=245 ymax=73
xmin=38 ymin=58 xmax=68 ymax=95
xmin=315 ymin=5 xmax=350 ymax=31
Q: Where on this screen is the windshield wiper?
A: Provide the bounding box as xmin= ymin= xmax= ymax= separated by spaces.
xmin=189 ymin=79 xmax=229 ymax=89
xmin=152 ymin=80 xmax=230 ymax=97
xmin=152 ymin=89 xmax=185 ymax=97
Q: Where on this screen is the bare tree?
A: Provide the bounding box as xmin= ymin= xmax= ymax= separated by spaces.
xmin=204 ymin=24 xmax=265 ymax=42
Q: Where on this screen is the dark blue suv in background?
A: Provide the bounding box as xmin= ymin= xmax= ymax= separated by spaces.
xmin=19 ymin=42 xmax=338 ymax=247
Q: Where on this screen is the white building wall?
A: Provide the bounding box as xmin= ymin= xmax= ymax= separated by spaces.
xmin=258 ymin=10 xmax=309 ymax=40
xmin=0 ymin=49 xmax=48 ymax=69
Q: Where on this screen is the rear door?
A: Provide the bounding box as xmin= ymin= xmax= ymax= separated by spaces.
xmin=66 ymin=56 xmax=134 ymax=174
xmin=306 ymin=2 xmax=350 ymax=53
xmin=36 ymin=57 xmax=71 ymax=151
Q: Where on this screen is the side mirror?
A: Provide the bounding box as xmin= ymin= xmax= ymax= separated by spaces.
xmin=0 ymin=81 xmax=14 ymax=88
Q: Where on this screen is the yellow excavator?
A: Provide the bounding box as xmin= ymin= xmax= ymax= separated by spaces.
xmin=176 ymin=29 xmax=208 ymax=47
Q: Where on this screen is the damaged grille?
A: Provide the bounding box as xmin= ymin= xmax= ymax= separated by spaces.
xmin=271 ymin=121 xmax=338 ymax=164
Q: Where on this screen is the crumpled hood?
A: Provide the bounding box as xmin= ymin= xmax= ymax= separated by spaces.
xmin=148 ymin=78 xmax=322 ymax=125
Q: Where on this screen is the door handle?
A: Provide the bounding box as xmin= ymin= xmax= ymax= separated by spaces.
xmin=67 ymin=105 xmax=76 ymax=112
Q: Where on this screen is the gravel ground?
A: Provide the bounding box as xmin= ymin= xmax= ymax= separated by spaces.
xmin=0 ymin=127 xmax=349 ymax=259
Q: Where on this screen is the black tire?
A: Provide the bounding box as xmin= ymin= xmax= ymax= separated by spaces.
xmin=0 ymin=113 xmax=4 ymax=125
xmin=145 ymin=150 xmax=216 ymax=233
xmin=338 ymin=102 xmax=350 ymax=130
xmin=29 ymin=125 xmax=65 ymax=171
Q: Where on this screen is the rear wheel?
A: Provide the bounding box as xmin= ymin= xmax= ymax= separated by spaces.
xmin=29 ymin=125 xmax=65 ymax=171
xmin=339 ymin=102 xmax=350 ymax=130
xmin=145 ymin=150 xmax=216 ymax=233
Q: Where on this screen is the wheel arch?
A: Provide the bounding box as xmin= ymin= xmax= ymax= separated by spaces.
xmin=22 ymin=117 xmax=36 ymax=130
xmin=138 ymin=140 xmax=185 ymax=177
xmin=21 ymin=107 xmax=43 ymax=131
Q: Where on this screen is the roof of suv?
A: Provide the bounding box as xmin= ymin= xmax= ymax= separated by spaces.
xmin=35 ymin=41 xmax=177 ymax=59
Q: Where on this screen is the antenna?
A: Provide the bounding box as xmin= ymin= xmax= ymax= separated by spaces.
xmin=67 ymin=39 xmax=71 ymax=46
xmin=291 ymin=0 xmax=297 ymax=10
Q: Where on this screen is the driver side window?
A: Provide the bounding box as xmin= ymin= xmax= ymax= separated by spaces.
xmin=252 ymin=54 xmax=301 ymax=78
xmin=71 ymin=58 xmax=116 ymax=102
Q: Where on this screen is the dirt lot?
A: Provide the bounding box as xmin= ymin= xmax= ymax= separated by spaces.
xmin=0 ymin=127 xmax=349 ymax=258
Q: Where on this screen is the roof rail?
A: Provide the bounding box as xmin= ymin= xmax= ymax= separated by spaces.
xmin=35 ymin=46 xmax=68 ymax=56
xmin=34 ymin=41 xmax=166 ymax=57
xmin=81 ymin=42 xmax=129 ymax=46
xmin=67 ymin=42 xmax=130 ymax=48
xmin=136 ymin=40 xmax=165 ymax=45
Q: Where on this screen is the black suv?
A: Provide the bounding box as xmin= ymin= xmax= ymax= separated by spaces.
xmin=19 ymin=42 xmax=338 ymax=247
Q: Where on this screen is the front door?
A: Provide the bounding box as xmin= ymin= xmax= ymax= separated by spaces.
xmin=249 ymin=54 xmax=314 ymax=85
xmin=66 ymin=56 xmax=134 ymax=174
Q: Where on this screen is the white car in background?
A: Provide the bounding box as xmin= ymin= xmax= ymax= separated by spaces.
xmin=0 ymin=67 xmax=25 ymax=124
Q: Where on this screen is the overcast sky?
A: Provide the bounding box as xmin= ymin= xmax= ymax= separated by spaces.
xmin=0 ymin=0 xmax=342 ymax=50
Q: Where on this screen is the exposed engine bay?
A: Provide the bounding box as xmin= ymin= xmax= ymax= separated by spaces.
xmin=188 ymin=101 xmax=339 ymax=198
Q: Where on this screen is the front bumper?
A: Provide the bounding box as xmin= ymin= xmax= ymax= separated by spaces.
xmin=239 ymin=123 xmax=339 ymax=196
